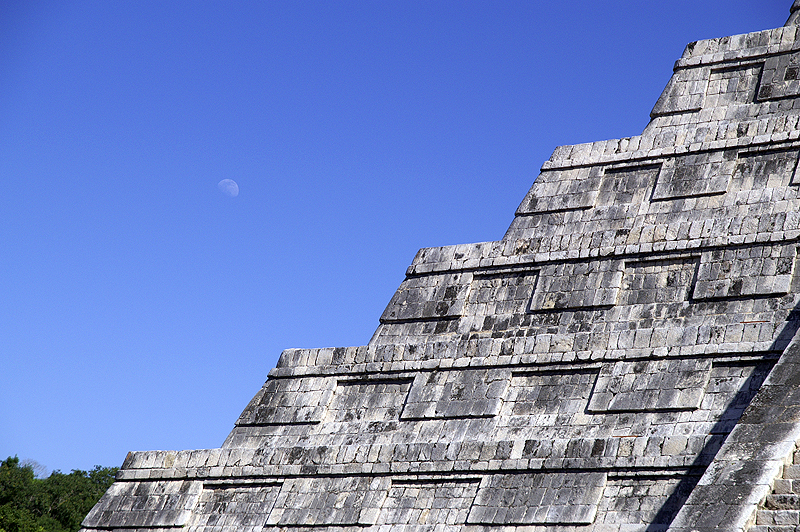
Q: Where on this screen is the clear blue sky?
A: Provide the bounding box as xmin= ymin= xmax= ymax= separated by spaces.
xmin=0 ymin=0 xmax=789 ymax=475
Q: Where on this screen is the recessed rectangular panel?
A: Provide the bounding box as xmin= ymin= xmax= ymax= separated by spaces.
xmin=693 ymin=244 xmax=796 ymax=300
xmin=267 ymin=477 xmax=390 ymax=526
xmin=650 ymin=66 xmax=708 ymax=116
xmin=188 ymin=483 xmax=282 ymax=532
xmin=618 ymin=257 xmax=699 ymax=307
xmin=401 ymin=369 xmax=511 ymax=420
xmin=82 ymin=480 xmax=202 ymax=529
xmin=323 ymin=379 xmax=413 ymax=423
xmin=651 ymin=151 xmax=736 ymax=200
xmin=707 ymin=63 xmax=763 ymax=105
xmin=516 ymin=168 xmax=601 ymax=215
xmin=730 ymin=148 xmax=800 ymax=189
xmin=587 ymin=359 xmax=712 ymax=413
xmin=380 ymin=272 xmax=471 ymax=322
xmin=466 ymin=472 xmax=607 ymax=525
xmin=235 ymin=376 xmax=336 ymax=426
xmin=501 ymin=370 xmax=597 ymax=417
xmin=378 ymin=479 xmax=480 ymax=526
xmin=757 ymin=52 xmax=800 ymax=101
xmin=529 ymin=259 xmax=623 ymax=311
xmin=462 ymin=270 xmax=538 ymax=325
xmin=596 ymin=166 xmax=659 ymax=207
xmin=705 ymin=361 xmax=775 ymax=434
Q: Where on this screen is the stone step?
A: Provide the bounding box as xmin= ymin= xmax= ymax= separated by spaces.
xmin=767 ymin=495 xmax=800 ymax=510
xmin=749 ymin=526 xmax=798 ymax=532
xmin=773 ymin=479 xmax=800 ymax=495
xmin=757 ymin=509 xmax=800 ymax=526
xmin=783 ymin=465 xmax=800 ymax=480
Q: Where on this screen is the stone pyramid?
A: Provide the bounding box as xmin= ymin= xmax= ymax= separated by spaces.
xmin=82 ymin=4 xmax=800 ymax=532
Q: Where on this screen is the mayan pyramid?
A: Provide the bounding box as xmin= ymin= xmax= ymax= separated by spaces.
xmin=82 ymin=3 xmax=800 ymax=532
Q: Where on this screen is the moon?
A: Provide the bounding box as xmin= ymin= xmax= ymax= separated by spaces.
xmin=218 ymin=179 xmax=239 ymax=197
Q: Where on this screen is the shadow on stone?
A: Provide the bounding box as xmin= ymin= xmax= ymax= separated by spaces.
xmin=646 ymin=300 xmax=800 ymax=530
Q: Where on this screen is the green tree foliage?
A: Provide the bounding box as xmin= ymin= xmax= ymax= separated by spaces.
xmin=0 ymin=457 xmax=117 ymax=532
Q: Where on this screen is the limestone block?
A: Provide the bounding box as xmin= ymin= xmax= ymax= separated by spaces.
xmin=693 ymin=244 xmax=797 ymax=300
xmin=596 ymin=165 xmax=659 ymax=207
xmin=757 ymin=508 xmax=800 ymax=525
xmin=766 ymin=494 xmax=800 ymax=510
xmin=501 ymin=369 xmax=597 ymax=416
xmin=235 ymin=376 xmax=336 ymax=426
xmin=380 ymin=272 xmax=472 ymax=322
xmin=651 ymin=150 xmax=737 ymax=200
xmin=706 ymin=63 xmax=764 ymax=106
xmin=530 ymin=259 xmax=623 ymax=311
xmin=401 ymin=368 xmax=511 ymax=420
xmin=651 ymin=66 xmax=709 ymax=117
xmin=186 ymin=482 xmax=282 ymax=531
xmin=731 ymin=146 xmax=800 ymax=189
xmin=515 ymin=168 xmax=602 ymax=215
xmin=466 ymin=472 xmax=607 ymax=525
xmin=81 ymin=480 xmax=202 ymax=529
xmin=587 ymin=359 xmax=712 ymax=413
xmin=322 ymin=378 xmax=413 ymax=423
xmin=758 ymin=51 xmax=800 ymax=101
xmin=461 ymin=269 xmax=539 ymax=323
xmin=377 ymin=479 xmax=480 ymax=526
xmin=617 ymin=256 xmax=698 ymax=307
xmin=266 ymin=477 xmax=390 ymax=526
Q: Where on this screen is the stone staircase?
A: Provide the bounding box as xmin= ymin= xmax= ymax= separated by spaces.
xmin=751 ymin=445 xmax=800 ymax=531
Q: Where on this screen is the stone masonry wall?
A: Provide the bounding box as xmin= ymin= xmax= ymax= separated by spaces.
xmin=82 ymin=5 xmax=800 ymax=532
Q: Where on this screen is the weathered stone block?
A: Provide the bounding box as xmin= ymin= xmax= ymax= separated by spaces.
xmin=694 ymin=244 xmax=797 ymax=300
xmin=651 ymin=66 xmax=709 ymax=116
xmin=401 ymin=368 xmax=511 ymax=419
xmin=323 ymin=378 xmax=412 ymax=423
xmin=235 ymin=376 xmax=335 ymax=426
xmin=82 ymin=480 xmax=202 ymax=529
xmin=380 ymin=272 xmax=472 ymax=322
xmin=516 ymin=168 xmax=602 ymax=215
xmin=652 ymin=151 xmax=737 ymax=200
xmin=588 ymin=359 xmax=712 ymax=413
xmin=530 ymin=259 xmax=623 ymax=311
xmin=466 ymin=472 xmax=607 ymax=525
xmin=266 ymin=477 xmax=390 ymax=526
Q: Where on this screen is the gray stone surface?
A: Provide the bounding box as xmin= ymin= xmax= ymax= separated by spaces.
xmin=82 ymin=3 xmax=800 ymax=532
xmin=466 ymin=472 xmax=607 ymax=525
xmin=587 ymin=358 xmax=712 ymax=413
xmin=400 ymin=368 xmax=510 ymax=420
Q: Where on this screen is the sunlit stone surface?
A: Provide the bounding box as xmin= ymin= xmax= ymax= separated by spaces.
xmin=82 ymin=4 xmax=800 ymax=532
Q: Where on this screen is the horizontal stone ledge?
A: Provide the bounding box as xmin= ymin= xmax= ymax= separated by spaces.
xmin=267 ymin=347 xmax=781 ymax=379
xmin=116 ymin=452 xmax=710 ymax=481
xmin=262 ymin=354 xmax=781 ymax=386
xmin=115 ymin=462 xmax=703 ymax=481
xmin=541 ymin=132 xmax=800 ymax=172
xmin=201 ymin=478 xmax=283 ymax=488
xmin=377 ymin=315 xmax=460 ymax=325
xmin=674 ymin=47 xmax=783 ymax=70
xmin=405 ymin=234 xmax=800 ymax=277
xmin=674 ymin=26 xmax=800 ymax=69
